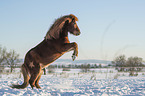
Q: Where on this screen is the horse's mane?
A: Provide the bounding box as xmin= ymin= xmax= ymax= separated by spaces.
xmin=45 ymin=14 xmax=78 ymax=40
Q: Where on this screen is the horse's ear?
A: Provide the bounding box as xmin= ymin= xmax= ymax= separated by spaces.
xmin=72 ymin=18 xmax=75 ymax=22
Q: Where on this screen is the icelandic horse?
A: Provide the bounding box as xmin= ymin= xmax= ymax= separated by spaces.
xmin=11 ymin=14 xmax=81 ymax=89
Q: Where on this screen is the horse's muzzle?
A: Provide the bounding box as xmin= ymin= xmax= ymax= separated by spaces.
xmin=76 ymin=31 xmax=81 ymax=36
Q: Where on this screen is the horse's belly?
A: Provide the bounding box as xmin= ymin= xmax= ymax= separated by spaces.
xmin=40 ymin=53 xmax=63 ymax=69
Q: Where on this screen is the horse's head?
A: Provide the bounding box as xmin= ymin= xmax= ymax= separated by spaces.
xmin=45 ymin=14 xmax=80 ymax=40
xmin=64 ymin=16 xmax=81 ymax=36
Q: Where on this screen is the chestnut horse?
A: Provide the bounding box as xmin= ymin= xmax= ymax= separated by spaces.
xmin=11 ymin=14 xmax=80 ymax=89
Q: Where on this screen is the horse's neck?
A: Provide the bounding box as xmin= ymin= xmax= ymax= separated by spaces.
xmin=59 ymin=34 xmax=70 ymax=43
xmin=63 ymin=36 xmax=70 ymax=43
xmin=59 ymin=28 xmax=70 ymax=43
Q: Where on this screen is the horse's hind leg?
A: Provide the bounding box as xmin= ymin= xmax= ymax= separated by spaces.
xmin=29 ymin=63 xmax=41 ymax=89
xmin=35 ymin=69 xmax=43 ymax=89
xmin=29 ymin=72 xmax=40 ymax=89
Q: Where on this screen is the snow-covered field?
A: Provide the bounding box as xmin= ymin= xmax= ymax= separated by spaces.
xmin=1 ymin=71 xmax=145 ymax=96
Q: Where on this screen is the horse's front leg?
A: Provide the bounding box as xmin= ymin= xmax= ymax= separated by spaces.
xmin=71 ymin=42 xmax=78 ymax=61
xmin=62 ymin=42 xmax=78 ymax=61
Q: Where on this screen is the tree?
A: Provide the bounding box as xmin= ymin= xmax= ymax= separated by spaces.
xmin=0 ymin=46 xmax=6 ymax=65
xmin=0 ymin=46 xmax=7 ymax=73
xmin=5 ymin=50 xmax=20 ymax=73
xmin=80 ymin=64 xmax=90 ymax=73
xmin=126 ymin=56 xmax=144 ymax=76
xmin=112 ymin=55 xmax=126 ymax=71
xmin=99 ymin=64 xmax=102 ymax=68
xmin=94 ymin=64 xmax=98 ymax=68
xmin=113 ymin=55 xmax=144 ymax=74
xmin=126 ymin=56 xmax=144 ymax=71
xmin=112 ymin=55 xmax=126 ymax=67
xmin=0 ymin=45 xmax=20 ymax=73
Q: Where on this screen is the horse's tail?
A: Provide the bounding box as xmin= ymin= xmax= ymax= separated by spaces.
xmin=10 ymin=64 xmax=30 ymax=89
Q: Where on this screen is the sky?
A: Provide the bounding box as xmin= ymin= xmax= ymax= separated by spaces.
xmin=0 ymin=0 xmax=145 ymax=61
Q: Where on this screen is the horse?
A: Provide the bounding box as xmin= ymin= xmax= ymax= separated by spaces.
xmin=11 ymin=14 xmax=81 ymax=89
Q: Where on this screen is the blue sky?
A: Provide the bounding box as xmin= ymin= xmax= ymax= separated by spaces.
xmin=0 ymin=0 xmax=145 ymax=61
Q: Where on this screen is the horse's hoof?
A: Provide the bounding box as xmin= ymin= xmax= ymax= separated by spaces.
xmin=36 ymin=86 xmax=41 ymax=89
xmin=72 ymin=55 xmax=76 ymax=61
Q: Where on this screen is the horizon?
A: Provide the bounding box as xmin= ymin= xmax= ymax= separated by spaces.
xmin=0 ymin=1 xmax=145 ymax=61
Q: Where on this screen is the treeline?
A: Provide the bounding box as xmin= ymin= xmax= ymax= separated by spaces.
xmin=48 ymin=63 xmax=106 ymax=69
xmin=48 ymin=63 xmax=107 ymax=73
xmin=112 ymin=55 xmax=145 ymax=72
xmin=0 ymin=45 xmax=19 ymax=73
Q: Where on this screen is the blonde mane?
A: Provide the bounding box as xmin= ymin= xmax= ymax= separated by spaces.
xmin=45 ymin=14 xmax=78 ymax=40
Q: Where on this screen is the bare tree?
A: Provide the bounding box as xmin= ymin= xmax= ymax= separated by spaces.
xmin=0 ymin=46 xmax=6 ymax=65
xmin=113 ymin=55 xmax=144 ymax=76
xmin=126 ymin=57 xmax=143 ymax=68
xmin=0 ymin=46 xmax=7 ymax=73
xmin=112 ymin=55 xmax=126 ymax=71
xmin=126 ymin=56 xmax=144 ymax=76
xmin=5 ymin=50 xmax=20 ymax=73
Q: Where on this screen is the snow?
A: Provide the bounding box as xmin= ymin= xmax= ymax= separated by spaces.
xmin=1 ymin=70 xmax=145 ymax=96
